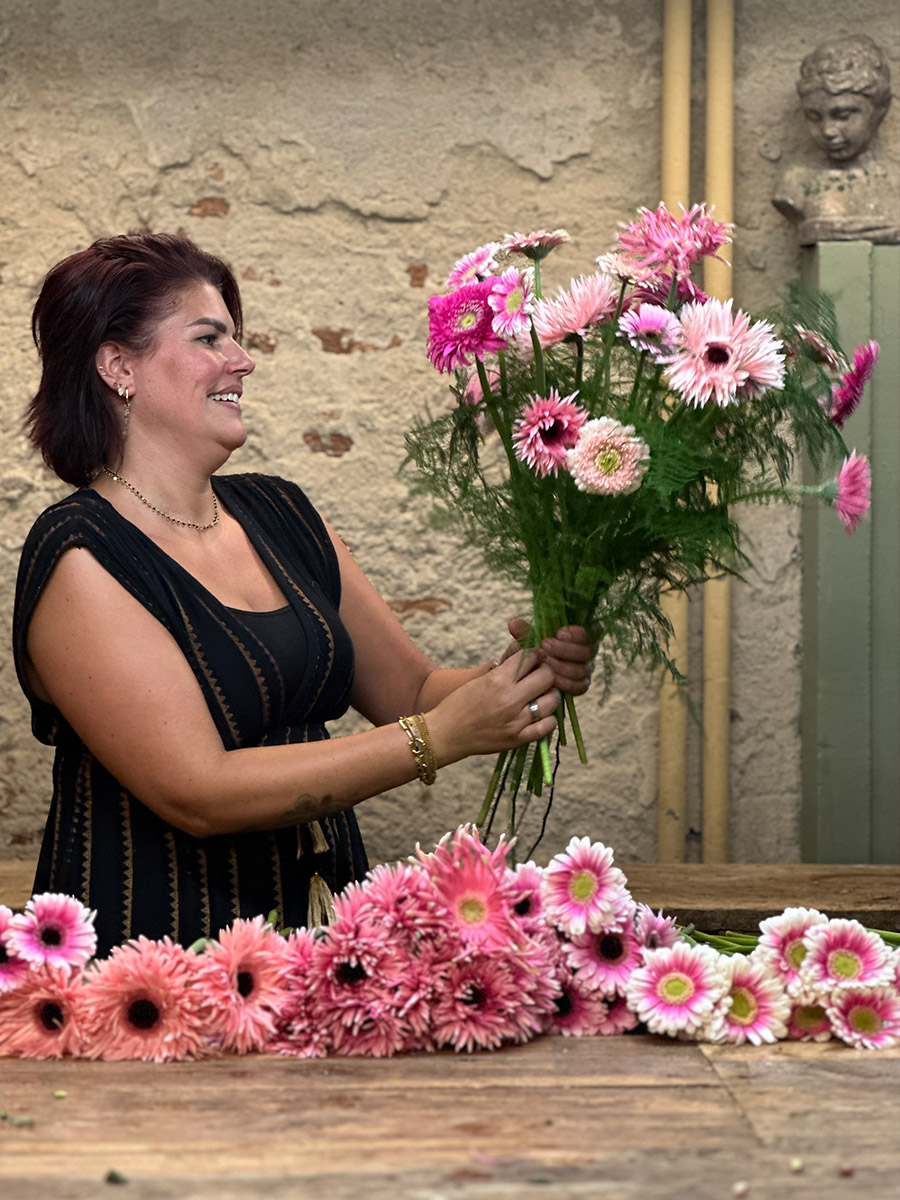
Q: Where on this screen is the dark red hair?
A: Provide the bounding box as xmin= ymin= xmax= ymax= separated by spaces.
xmin=28 ymin=232 xmax=243 ymax=486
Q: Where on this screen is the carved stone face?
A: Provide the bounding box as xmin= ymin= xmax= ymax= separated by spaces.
xmin=801 ymin=89 xmax=882 ymax=162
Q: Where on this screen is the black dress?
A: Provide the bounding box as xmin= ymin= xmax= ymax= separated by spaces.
xmin=13 ymin=473 xmax=368 ymax=956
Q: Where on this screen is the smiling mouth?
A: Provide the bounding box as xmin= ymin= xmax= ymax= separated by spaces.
xmin=209 ymin=392 xmax=242 ymax=407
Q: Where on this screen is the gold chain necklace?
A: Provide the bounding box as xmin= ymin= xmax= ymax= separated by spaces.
xmin=102 ymin=466 xmax=219 ymax=531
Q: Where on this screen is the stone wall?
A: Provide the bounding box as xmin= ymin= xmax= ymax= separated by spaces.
xmin=1 ymin=0 xmax=897 ymax=868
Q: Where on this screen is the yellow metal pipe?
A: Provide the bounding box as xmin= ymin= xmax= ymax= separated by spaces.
xmin=702 ymin=0 xmax=735 ymax=863
xmin=656 ymin=0 xmax=693 ymax=863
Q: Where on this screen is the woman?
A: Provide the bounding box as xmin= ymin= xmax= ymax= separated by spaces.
xmin=14 ymin=233 xmax=590 ymax=956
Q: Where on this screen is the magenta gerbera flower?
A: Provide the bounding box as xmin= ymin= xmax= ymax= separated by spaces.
xmin=512 ymin=389 xmax=587 ymax=478
xmin=532 ymin=273 xmax=620 ymax=347
xmin=752 ymin=906 xmax=828 ymax=990
xmin=446 ymin=241 xmax=501 ymax=289
xmin=488 ymin=266 xmax=534 ymax=338
xmin=618 ymin=303 xmax=681 ymax=357
xmin=634 ymin=905 xmax=682 ymax=951
xmin=6 ymin=893 xmax=97 ymax=970
xmin=827 ymin=985 xmax=900 ymax=1050
xmin=829 ymin=340 xmax=879 ymax=428
xmin=79 ymin=937 xmax=212 ymax=1062
xmin=625 ymin=943 xmax=730 ymax=1037
xmin=786 ymin=1001 xmax=832 ymax=1041
xmin=0 ymin=963 xmax=86 ymax=1059
xmin=564 ymin=927 xmax=644 ymax=997
xmin=832 ymin=452 xmax=872 ymax=534
xmin=427 ymin=279 xmax=508 ymax=372
xmin=708 ymin=955 xmax=791 ymax=1046
xmin=0 ymin=905 xmax=31 ymax=993
xmin=566 ymin=417 xmax=651 ymax=496
xmin=193 ymin=916 xmax=292 ymax=1054
xmin=503 ymin=229 xmax=570 ymax=260
xmin=612 ymin=203 xmax=731 ymax=291
xmin=799 ymin=919 xmax=894 ymax=995
xmin=541 ymin=837 xmax=630 ymax=938
xmin=662 ymin=298 xmax=785 ymax=407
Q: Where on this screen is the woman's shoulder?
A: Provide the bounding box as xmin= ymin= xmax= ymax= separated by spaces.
xmin=19 ymin=487 xmax=111 ymax=558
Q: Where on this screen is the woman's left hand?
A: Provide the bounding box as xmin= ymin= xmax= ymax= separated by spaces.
xmin=504 ymin=618 xmax=592 ymax=697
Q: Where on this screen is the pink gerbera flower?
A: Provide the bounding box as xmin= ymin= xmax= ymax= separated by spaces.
xmin=430 ymin=952 xmax=535 ymax=1052
xmin=488 ymin=266 xmax=534 ymax=338
xmin=327 ymin=999 xmax=408 ymax=1058
xmin=532 ymin=273 xmax=620 ymax=347
xmin=564 ymin=927 xmax=644 ymax=997
xmin=634 ymin=905 xmax=682 ymax=951
xmin=308 ymin=919 xmax=407 ymax=1020
xmin=612 ymin=203 xmax=731 ymax=292
xmin=596 ymin=992 xmax=640 ymax=1035
xmin=270 ymin=928 xmax=331 ymax=1060
xmin=446 ymin=241 xmax=501 ymax=289
xmin=6 ymin=893 xmax=96 ymax=970
xmin=800 ymin=919 xmax=894 ymax=995
xmin=829 ymin=340 xmax=879 ymax=428
xmin=541 ymin=837 xmax=630 ymax=938
xmin=79 ymin=937 xmax=211 ymax=1062
xmin=427 ymin=279 xmax=508 ymax=372
xmin=708 ymin=955 xmax=791 ymax=1046
xmin=193 ymin=916 xmax=292 ymax=1054
xmin=461 ymin=367 xmax=500 ymax=405
xmin=787 ymin=1001 xmax=832 ymax=1041
xmin=550 ymin=973 xmax=611 ymax=1037
xmin=507 ymin=862 xmax=547 ymax=935
xmin=831 ymin=452 xmax=872 ymax=534
xmin=356 ymin=860 xmax=444 ymax=948
xmin=625 ymin=943 xmax=730 ymax=1037
xmin=752 ymin=906 xmax=829 ymax=990
xmin=662 ymin=298 xmax=785 ymax=407
xmin=827 ymin=986 xmax=900 ymax=1050
xmin=503 ymin=229 xmax=570 ymax=260
xmin=0 ymin=964 xmax=86 ymax=1059
xmin=427 ymin=841 xmax=520 ymax=953
xmin=792 ymin=324 xmax=846 ymax=374
xmin=619 ymin=303 xmax=681 ymax=357
xmin=0 ymin=905 xmax=31 ymax=993
xmin=566 ymin=417 xmax=651 ymax=496
xmin=512 ymin=389 xmax=587 ymax=478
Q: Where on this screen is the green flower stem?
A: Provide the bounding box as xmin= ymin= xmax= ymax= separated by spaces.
xmin=498 ymin=350 xmax=509 ymax=405
xmin=869 ymin=928 xmax=900 ymax=946
xmin=532 ymin=259 xmax=543 ymax=301
xmin=565 ymin=693 xmax=587 ymax=764
xmin=575 ymin=334 xmax=584 ymax=392
xmin=529 ymin=323 xmax=547 ymax=396
xmin=477 ymin=750 xmax=508 ymax=827
xmin=537 ymin=736 xmax=553 ymax=786
xmin=628 ymin=352 xmax=647 ymax=411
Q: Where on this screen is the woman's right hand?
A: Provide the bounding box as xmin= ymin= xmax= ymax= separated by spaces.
xmin=425 ymin=649 xmax=560 ymax=767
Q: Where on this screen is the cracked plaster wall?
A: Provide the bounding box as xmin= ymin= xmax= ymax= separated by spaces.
xmin=0 ymin=0 xmax=897 ymax=869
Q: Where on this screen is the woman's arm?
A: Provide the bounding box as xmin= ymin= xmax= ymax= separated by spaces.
xmin=25 ymin=546 xmax=561 ymax=839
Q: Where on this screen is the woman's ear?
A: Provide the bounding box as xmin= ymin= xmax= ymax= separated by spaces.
xmin=95 ymin=343 xmax=134 ymax=394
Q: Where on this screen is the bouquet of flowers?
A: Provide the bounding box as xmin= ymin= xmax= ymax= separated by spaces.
xmin=407 ymin=204 xmax=877 ymax=843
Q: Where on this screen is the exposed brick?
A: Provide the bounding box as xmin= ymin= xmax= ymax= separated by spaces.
xmin=303 ymin=431 xmax=353 ymax=457
xmin=407 ymin=264 xmax=428 ymax=287
xmin=246 ymin=331 xmax=278 ymax=354
xmin=312 ymin=328 xmax=402 ymax=353
xmin=189 ymin=197 xmax=230 ymax=217
xmin=387 ymin=597 xmax=453 ymax=621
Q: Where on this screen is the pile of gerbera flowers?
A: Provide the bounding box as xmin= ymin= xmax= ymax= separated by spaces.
xmin=408 ymin=205 xmax=878 ymax=838
xmin=2 ymin=828 xmax=897 ymax=1061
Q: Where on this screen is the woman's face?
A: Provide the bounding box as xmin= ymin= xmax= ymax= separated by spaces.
xmin=126 ymin=281 xmax=255 ymax=455
xmin=801 ymin=89 xmax=880 ymax=162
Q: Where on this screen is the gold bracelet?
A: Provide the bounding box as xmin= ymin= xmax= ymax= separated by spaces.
xmin=399 ymin=713 xmax=437 ymax=786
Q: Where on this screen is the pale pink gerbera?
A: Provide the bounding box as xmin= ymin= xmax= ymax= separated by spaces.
xmin=488 ymin=266 xmax=534 ymax=338
xmin=662 ymin=298 xmax=785 ymax=407
xmin=564 ymin=927 xmax=644 ymax=998
xmin=625 ymin=943 xmax=731 ymax=1037
xmin=786 ymin=1001 xmax=832 ymax=1041
xmin=532 ymin=273 xmax=620 ymax=347
xmin=800 ymin=919 xmax=894 ymax=996
xmin=707 ymin=955 xmax=791 ymax=1046
xmin=6 ymin=893 xmax=96 ymax=970
xmin=827 ymin=986 xmax=900 ymax=1050
xmin=193 ymin=916 xmax=292 ymax=1054
xmin=0 ymin=905 xmax=31 ymax=993
xmin=751 ymin=906 xmax=828 ymax=991
xmin=0 ymin=964 xmax=86 ymax=1059
xmin=427 ymin=279 xmax=508 ymax=372
xmin=503 ymin=228 xmax=570 ymax=260
xmin=612 ymin=203 xmax=732 ymax=292
xmin=634 ymin=905 xmax=682 ymax=951
xmin=79 ymin=937 xmax=212 ymax=1062
xmin=566 ymin=417 xmax=651 ymax=496
xmin=446 ymin=241 xmax=501 ymax=289
xmin=792 ymin=324 xmax=846 ymax=374
xmin=512 ymin=389 xmax=587 ymax=478
xmin=829 ymin=340 xmax=879 ymax=428
xmin=831 ymin=452 xmax=872 ymax=534
xmin=618 ymin=303 xmax=681 ymax=358
xmin=541 ymin=837 xmax=630 ymax=938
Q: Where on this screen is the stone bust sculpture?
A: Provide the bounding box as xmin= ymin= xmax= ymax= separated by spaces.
xmin=773 ymin=34 xmax=899 ymax=244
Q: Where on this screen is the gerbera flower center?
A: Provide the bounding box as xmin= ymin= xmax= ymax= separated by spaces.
xmin=505 ymin=286 xmax=524 ymax=313
xmin=541 ymin=420 xmax=564 ymax=446
xmin=658 ymin=970 xmax=694 ymax=1005
xmin=729 ymin=986 xmax=759 ymax=1026
xmin=39 ymin=1001 xmax=65 ymax=1031
xmin=569 ymin=871 xmax=598 ymax=902
xmin=704 ymin=342 xmax=732 ymax=365
xmin=829 ymin=949 xmax=861 ymax=979
xmin=599 ymin=934 xmax=624 ymax=962
xmin=336 ymin=961 xmax=368 ymax=986
xmin=236 ymin=970 xmax=255 ymax=998
xmin=127 ymin=997 xmax=161 ymax=1030
xmin=795 ymin=1004 xmax=827 ymax=1030
xmin=787 ymin=940 xmax=807 ymax=970
xmin=462 ymin=984 xmax=485 ymax=1007
xmin=459 ymin=897 xmax=486 ymax=925
xmin=40 ymin=927 xmax=63 ymax=946
xmin=455 ymin=307 xmax=480 ymax=332
xmin=513 ymin=896 xmax=533 ymax=917
xmin=595 ymin=447 xmax=623 ymax=476
xmin=849 ymin=1004 xmax=880 ymax=1034
xmin=555 ymin=990 xmax=574 ymax=1017
xmin=0 ymin=944 xmax=8 ymax=964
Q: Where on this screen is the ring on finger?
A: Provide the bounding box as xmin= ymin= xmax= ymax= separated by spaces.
xmin=528 ymin=700 xmax=540 ymax=721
